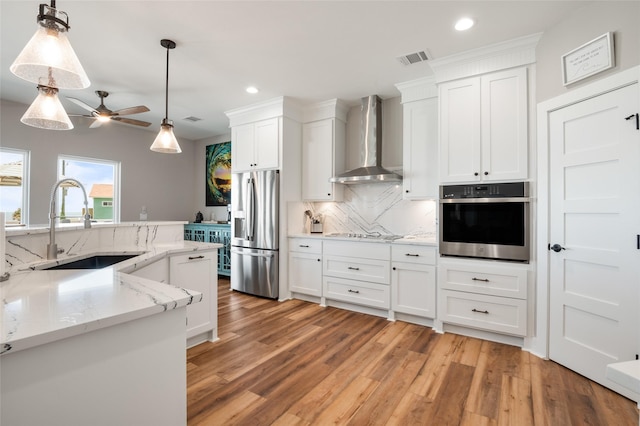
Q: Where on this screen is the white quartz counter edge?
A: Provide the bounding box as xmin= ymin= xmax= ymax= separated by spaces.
xmin=5 ymin=220 xmax=188 ymax=237
xmin=1 ymin=240 xmax=221 ymax=356
xmin=288 ymin=233 xmax=437 ymax=246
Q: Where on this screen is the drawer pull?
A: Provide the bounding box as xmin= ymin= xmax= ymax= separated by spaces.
xmin=348 ymin=289 xmax=360 ymax=294
xmin=472 ymin=277 xmax=490 ymax=282
xmin=347 ymin=266 xmax=360 ymax=271
xmin=299 ymin=244 xmax=310 ymax=248
xmin=405 ymin=253 xmax=420 ymax=257
xmin=472 ymin=308 xmax=489 ymax=314
xmin=188 ymin=255 xmax=205 ymax=260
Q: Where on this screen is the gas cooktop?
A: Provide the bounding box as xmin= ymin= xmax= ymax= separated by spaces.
xmin=324 ymin=232 xmax=402 ymax=241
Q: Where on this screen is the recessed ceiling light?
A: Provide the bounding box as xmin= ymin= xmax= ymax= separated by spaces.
xmin=455 ymin=17 xmax=474 ymax=31
xmin=246 ymin=86 xmax=259 ymax=94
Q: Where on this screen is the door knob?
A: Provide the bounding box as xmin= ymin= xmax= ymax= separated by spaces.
xmin=548 ymin=243 xmax=566 ymax=252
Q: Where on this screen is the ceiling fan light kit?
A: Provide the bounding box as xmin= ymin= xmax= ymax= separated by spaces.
xmin=11 ymin=0 xmax=90 ymax=130
xmin=150 ymin=39 xmax=182 ymax=154
xmin=20 ymin=85 xmax=73 ymax=130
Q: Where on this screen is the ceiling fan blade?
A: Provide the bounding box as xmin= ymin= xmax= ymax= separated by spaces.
xmin=66 ymin=97 xmax=98 ymax=113
xmin=111 ymin=116 xmax=152 ymax=127
xmin=112 ymin=105 xmax=150 ymax=116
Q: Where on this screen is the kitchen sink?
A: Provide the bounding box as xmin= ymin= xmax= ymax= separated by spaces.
xmin=37 ymin=254 xmax=143 ymax=270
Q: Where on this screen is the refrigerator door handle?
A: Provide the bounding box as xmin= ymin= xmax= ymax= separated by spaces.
xmin=246 ymin=177 xmax=255 ymax=241
xmin=231 ymin=248 xmax=275 ymax=258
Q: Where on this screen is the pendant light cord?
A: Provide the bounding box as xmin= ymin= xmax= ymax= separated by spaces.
xmin=160 ymin=39 xmax=176 ymax=122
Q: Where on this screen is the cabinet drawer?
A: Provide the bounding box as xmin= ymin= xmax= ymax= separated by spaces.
xmin=289 ymin=238 xmax=322 ymax=254
xmin=439 ymin=260 xmax=527 ymax=299
xmin=324 ymin=255 xmax=390 ymax=284
xmin=323 ymin=241 xmax=389 ymax=261
xmin=392 ymin=244 xmax=436 ymax=265
xmin=323 ymin=276 xmax=390 ymax=310
xmin=439 ymin=290 xmax=526 ymax=336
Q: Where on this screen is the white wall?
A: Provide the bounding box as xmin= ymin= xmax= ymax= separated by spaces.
xmin=536 ymin=1 xmax=640 ymax=102
xmin=1 ymin=99 xmax=197 ymax=224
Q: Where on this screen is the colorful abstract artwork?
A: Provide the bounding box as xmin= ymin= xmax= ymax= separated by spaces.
xmin=206 ymin=142 xmax=231 ymax=206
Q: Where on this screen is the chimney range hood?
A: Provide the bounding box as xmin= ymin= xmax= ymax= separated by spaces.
xmin=330 ymin=95 xmax=402 ymax=184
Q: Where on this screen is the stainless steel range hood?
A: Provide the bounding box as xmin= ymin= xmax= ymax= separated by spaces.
xmin=330 ymin=95 xmax=402 ymax=184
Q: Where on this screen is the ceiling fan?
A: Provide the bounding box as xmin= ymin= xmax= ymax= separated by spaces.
xmin=67 ymin=90 xmax=151 ymax=128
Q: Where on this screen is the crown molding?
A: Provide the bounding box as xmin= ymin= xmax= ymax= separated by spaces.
xmin=429 ymin=32 xmax=542 ymax=83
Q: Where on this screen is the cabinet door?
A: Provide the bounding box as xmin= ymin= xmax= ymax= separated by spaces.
xmin=289 ymin=251 xmax=323 ymax=296
xmin=254 ymin=117 xmax=280 ymax=170
xmin=232 ymin=123 xmax=255 ymax=172
xmin=169 ymin=252 xmax=217 ymax=341
xmin=439 ymin=77 xmax=481 ymax=183
xmin=303 ymin=119 xmax=337 ymax=201
xmin=392 ymin=262 xmax=436 ymax=318
xmin=402 ymin=98 xmax=438 ymax=199
xmin=480 ymin=68 xmax=528 ymax=181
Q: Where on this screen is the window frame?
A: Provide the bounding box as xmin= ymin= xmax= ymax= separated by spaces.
xmin=57 ymin=155 xmax=121 ymax=223
xmin=0 ymin=148 xmax=30 ymax=225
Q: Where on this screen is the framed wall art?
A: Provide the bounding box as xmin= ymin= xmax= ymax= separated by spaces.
xmin=205 ymin=142 xmax=231 ymax=206
xmin=562 ymin=32 xmax=614 ymax=86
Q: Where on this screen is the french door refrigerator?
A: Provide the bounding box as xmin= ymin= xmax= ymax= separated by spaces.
xmin=230 ymin=169 xmax=279 ymax=299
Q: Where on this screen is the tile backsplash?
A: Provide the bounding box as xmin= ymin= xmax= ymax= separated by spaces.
xmin=292 ymin=183 xmax=437 ymax=238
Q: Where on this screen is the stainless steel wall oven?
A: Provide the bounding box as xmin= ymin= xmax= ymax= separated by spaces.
xmin=439 ymin=182 xmax=530 ymax=262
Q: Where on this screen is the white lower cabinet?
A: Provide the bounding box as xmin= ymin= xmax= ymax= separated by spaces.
xmin=438 ymin=258 xmax=528 ymax=337
xmin=391 ymin=244 xmax=437 ymax=319
xmin=169 ymin=251 xmax=217 ymax=347
xmin=322 ymin=240 xmax=391 ymax=313
xmin=289 ymin=238 xmax=323 ymax=297
xmin=323 ymin=275 xmax=390 ymax=310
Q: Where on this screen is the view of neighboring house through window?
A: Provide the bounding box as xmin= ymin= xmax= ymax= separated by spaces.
xmin=0 ymin=148 xmax=30 ymax=225
xmin=58 ymin=156 xmax=120 ymax=223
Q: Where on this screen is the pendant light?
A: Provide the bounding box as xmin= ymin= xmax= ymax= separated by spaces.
xmin=150 ymin=39 xmax=182 ymax=154
xmin=10 ymin=1 xmax=90 ymax=90
xmin=21 ymin=85 xmax=73 ymax=130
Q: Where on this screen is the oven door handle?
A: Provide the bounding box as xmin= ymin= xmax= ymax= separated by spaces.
xmin=440 ymin=197 xmax=530 ymax=203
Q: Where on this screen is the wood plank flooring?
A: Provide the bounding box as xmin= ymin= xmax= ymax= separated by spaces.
xmin=187 ymin=278 xmax=639 ymax=425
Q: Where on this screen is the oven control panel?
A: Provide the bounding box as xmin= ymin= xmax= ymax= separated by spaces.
xmin=440 ymin=182 xmax=528 ymax=199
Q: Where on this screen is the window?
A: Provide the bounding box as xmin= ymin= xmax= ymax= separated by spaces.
xmin=58 ymin=155 xmax=120 ymax=223
xmin=0 ymin=148 xmax=30 ymax=225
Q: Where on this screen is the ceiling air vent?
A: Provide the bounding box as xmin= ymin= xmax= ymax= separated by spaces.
xmin=396 ymin=50 xmax=430 ymax=66
xmin=182 ymin=116 xmax=203 ymax=122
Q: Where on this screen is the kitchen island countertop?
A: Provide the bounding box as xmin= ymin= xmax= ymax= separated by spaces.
xmin=1 ymin=240 xmax=220 ymax=356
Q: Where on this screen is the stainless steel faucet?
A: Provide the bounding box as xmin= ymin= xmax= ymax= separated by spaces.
xmin=47 ymin=178 xmax=92 ymax=259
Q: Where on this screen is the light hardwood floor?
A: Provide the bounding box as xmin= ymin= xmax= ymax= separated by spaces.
xmin=187 ymin=278 xmax=639 ymax=425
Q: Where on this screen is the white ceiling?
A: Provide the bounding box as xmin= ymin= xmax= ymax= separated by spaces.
xmin=1 ymin=1 xmax=590 ymax=141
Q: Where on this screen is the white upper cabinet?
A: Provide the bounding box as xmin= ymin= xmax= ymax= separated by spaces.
xmin=396 ymin=77 xmax=438 ymax=199
xmin=439 ymin=67 xmax=528 ymax=183
xmin=301 ymin=99 xmax=347 ymax=201
xmin=231 ymin=117 xmax=279 ymax=172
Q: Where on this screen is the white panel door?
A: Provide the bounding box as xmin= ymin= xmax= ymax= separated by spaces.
xmin=254 ymin=117 xmax=279 ymax=170
xmin=302 ymin=119 xmax=334 ymax=200
xmin=549 ymin=83 xmax=639 ymax=400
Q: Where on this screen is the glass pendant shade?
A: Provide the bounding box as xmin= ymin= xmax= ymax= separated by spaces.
xmin=21 ymin=85 xmax=73 ymax=130
xmin=10 ymin=23 xmax=90 ymax=89
xmin=150 ymin=119 xmax=182 ymax=153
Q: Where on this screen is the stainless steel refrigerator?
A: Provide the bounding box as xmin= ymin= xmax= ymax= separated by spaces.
xmin=230 ymin=169 xmax=279 ymax=299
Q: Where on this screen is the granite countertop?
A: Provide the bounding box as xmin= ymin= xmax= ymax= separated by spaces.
xmin=288 ymin=233 xmax=437 ymax=246
xmin=1 ymin=240 xmax=221 ymax=356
